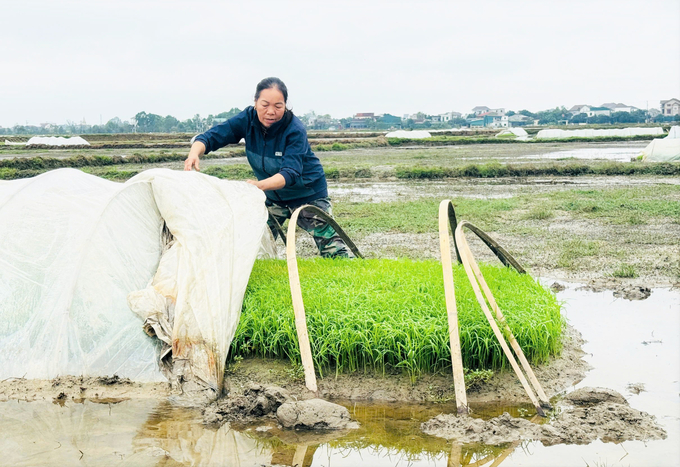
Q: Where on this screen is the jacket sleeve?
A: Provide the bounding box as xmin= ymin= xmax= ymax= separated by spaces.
xmin=279 ymin=128 xmax=309 ymax=187
xmin=194 ymin=109 xmax=248 ymax=154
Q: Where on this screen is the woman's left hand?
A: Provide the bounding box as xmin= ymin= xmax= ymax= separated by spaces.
xmin=246 ymin=174 xmax=285 ymax=191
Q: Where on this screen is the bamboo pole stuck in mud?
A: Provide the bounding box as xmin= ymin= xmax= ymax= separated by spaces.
xmin=454 ymin=221 xmax=547 ymax=417
xmin=286 ymin=206 xmax=318 ymax=393
xmin=438 ymin=200 xmax=469 ymax=415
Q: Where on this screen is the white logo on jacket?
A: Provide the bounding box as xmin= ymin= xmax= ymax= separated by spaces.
xmin=275 ymin=151 xmax=283 ymax=157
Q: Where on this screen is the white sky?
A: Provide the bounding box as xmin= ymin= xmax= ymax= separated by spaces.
xmin=1 ymin=0 xmax=679 ymax=127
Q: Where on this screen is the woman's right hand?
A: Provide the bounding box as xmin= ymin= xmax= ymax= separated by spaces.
xmin=184 ymin=153 xmax=200 ymax=171
xmin=184 ymin=141 xmax=206 ymax=171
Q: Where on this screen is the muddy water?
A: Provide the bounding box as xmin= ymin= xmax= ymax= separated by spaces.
xmin=329 ymin=175 xmax=679 ymax=203
xmin=1 ymin=285 xmax=678 ymax=467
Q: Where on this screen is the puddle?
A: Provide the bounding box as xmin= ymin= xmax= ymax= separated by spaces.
xmin=1 ymin=285 xmax=678 ymax=466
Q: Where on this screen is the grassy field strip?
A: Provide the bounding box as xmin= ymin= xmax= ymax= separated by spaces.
xmin=3 ymin=160 xmax=678 ymax=181
xmin=233 ymin=259 xmax=563 ymax=381
xmin=330 ymin=186 xmax=680 ymax=234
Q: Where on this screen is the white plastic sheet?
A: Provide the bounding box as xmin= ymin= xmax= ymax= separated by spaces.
xmin=0 ymin=169 xmax=270 ymax=393
xmin=536 ymin=127 xmax=663 ymax=139
xmin=640 ymin=138 xmax=680 ymax=161
xmin=385 ymin=130 xmax=431 ymax=139
xmin=26 ymin=136 xmax=90 ymax=146
xmin=496 ymin=128 xmax=528 ymax=140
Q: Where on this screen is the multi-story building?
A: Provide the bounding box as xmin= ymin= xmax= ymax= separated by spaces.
xmin=661 ymin=98 xmax=680 ymax=116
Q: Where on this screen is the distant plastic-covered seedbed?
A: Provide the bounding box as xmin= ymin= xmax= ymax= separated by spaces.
xmin=536 ymin=127 xmax=663 ymax=139
xmin=23 ymin=136 xmax=90 ymax=146
xmin=386 ymin=130 xmax=432 ymax=139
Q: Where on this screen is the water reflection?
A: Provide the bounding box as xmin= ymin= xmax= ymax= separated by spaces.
xmin=1 ymin=286 xmax=678 ymax=466
xmin=0 ymin=397 xmax=531 ymax=466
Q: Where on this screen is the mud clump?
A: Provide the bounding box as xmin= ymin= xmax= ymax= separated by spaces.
xmin=578 ymin=279 xmax=651 ymax=301
xmin=550 ymin=402 xmax=666 ymax=444
xmin=203 ymin=384 xmax=290 ymax=425
xmin=550 ymin=282 xmax=566 ymax=292
xmin=203 ymin=384 xmax=358 ymax=431
xmin=422 ymin=387 xmax=666 ymax=446
xmin=97 ymin=375 xmax=131 ymax=386
xmin=564 ymin=386 xmax=627 ymax=405
xmin=277 ymin=399 xmax=359 ymax=430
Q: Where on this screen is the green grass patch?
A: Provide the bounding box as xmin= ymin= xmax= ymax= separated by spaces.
xmin=393 ymin=162 xmax=680 ymax=179
xmin=334 ymin=198 xmax=519 ymax=234
xmin=232 ymin=259 xmax=563 ymax=380
xmin=0 ymin=150 xmax=245 ymax=171
xmin=557 ymin=239 xmax=600 ymax=268
xmin=0 ymin=168 xmax=18 ymax=180
xmin=524 ymin=208 xmax=554 ymax=220
xmin=611 ymin=263 xmax=638 ymax=278
xmin=202 ymin=165 xmax=254 ymax=179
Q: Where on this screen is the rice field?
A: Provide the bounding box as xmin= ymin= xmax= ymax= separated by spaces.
xmin=232 ymin=259 xmax=564 ymax=380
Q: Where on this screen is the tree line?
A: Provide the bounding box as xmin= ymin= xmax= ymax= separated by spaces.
xmin=2 ymin=107 xmax=677 ymax=136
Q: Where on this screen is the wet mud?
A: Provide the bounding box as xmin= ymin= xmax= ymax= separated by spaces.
xmin=212 ymin=323 xmax=588 ymax=409
xmin=422 ymin=387 xmax=667 ymax=445
xmin=1 ymin=285 xmax=678 ymax=465
xmin=0 ymin=375 xmax=169 ymax=403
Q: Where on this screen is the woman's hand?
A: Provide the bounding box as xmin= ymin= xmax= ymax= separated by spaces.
xmin=184 ymin=141 xmax=206 ymax=171
xmin=246 ymin=174 xmax=286 ymax=191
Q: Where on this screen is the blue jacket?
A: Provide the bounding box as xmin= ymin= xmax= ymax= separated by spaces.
xmin=195 ymin=106 xmax=328 ymax=206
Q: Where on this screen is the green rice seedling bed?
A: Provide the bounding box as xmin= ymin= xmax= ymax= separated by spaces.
xmin=232 ymin=259 xmax=563 ymax=379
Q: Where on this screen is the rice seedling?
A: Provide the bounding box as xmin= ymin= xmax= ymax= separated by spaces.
xmin=232 ymin=258 xmax=564 ymax=380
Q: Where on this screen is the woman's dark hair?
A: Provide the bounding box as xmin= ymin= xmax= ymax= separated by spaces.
xmin=255 ymin=77 xmax=288 ymax=103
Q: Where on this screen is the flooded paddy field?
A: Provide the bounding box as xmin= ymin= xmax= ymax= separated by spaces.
xmin=317 ymin=141 xmax=649 ymax=168
xmin=1 ymin=139 xmax=678 ymax=466
xmin=1 ymin=284 xmax=677 ymax=466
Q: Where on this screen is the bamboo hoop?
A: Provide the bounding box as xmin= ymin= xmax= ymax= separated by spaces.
xmin=454 ymin=221 xmax=547 ymax=416
xmin=286 ymin=206 xmax=318 ymax=393
xmin=284 ymin=205 xmax=363 ymax=393
xmin=458 ymin=221 xmax=551 ymax=408
xmin=438 ymin=200 xmax=468 ymax=415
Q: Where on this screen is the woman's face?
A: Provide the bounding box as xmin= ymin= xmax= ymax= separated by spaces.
xmin=255 ymin=87 xmax=286 ymax=127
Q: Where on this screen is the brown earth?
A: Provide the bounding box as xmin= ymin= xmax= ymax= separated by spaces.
xmin=0 ymin=324 xmax=587 ymax=409
xmin=421 ymin=387 xmax=667 ymax=445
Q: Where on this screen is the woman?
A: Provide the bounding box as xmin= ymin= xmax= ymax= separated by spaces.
xmin=184 ymin=77 xmax=351 ymax=258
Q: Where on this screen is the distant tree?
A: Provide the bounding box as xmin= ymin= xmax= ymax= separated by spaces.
xmin=587 ymin=114 xmax=612 ymax=125
xmin=216 ymin=108 xmax=242 ymax=119
xmin=381 ymin=114 xmax=402 ymax=126
xmin=519 ymin=109 xmax=537 ymax=119
xmin=134 ymin=111 xmax=164 ymax=132
xmin=569 ymin=113 xmax=588 ymax=124
xmin=161 ymin=115 xmax=180 ymax=132
xmin=537 ymin=107 xmax=568 ymax=125
xmin=506 ymin=110 xmax=516 ymax=116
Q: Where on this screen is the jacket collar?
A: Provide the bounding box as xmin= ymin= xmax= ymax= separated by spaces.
xmin=250 ymin=106 xmax=294 ymax=139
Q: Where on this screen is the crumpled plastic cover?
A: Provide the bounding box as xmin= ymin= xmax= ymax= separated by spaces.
xmin=0 ymin=168 xmax=270 ymax=389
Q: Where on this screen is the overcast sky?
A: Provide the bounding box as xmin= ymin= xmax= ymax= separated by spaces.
xmin=1 ymin=0 xmax=679 ymax=127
